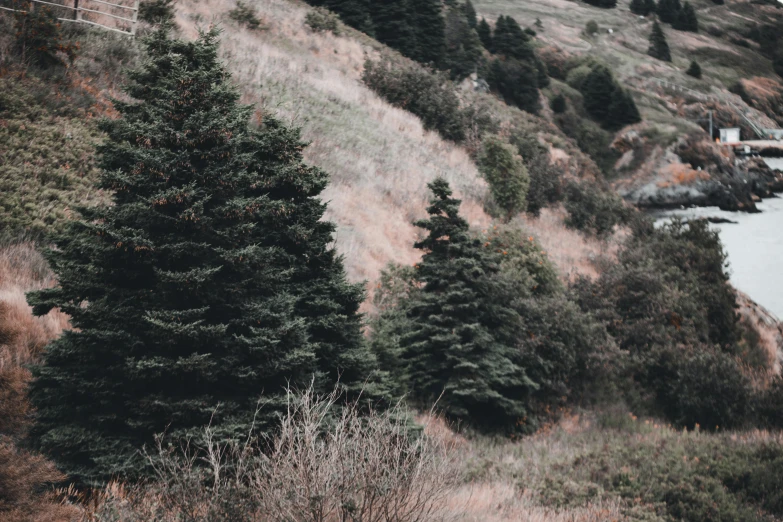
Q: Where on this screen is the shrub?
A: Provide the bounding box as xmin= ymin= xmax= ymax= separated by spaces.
xmin=138 ymin=0 xmax=175 ymax=25
xmin=363 ymin=58 xmax=468 ymax=142
xmin=228 ymin=0 xmax=262 ymax=30
xmin=13 ymin=1 xmax=78 ymax=67
xmin=583 ymin=0 xmax=617 ymax=8
xmin=564 ymin=181 xmax=627 ymax=236
xmin=550 ymin=93 xmax=567 ymax=113
xmin=509 ymin=132 xmax=563 ymax=216
xmin=585 ymin=20 xmax=599 ymax=36
xmin=478 ymin=136 xmax=530 ymax=220
xmin=486 ymin=57 xmax=541 ymax=114
xmin=304 ymin=7 xmax=341 ymax=35
xmin=686 ymin=60 xmax=702 ymax=78
xmin=87 ymin=386 xmax=460 ymax=521
xmin=651 ymin=346 xmax=751 ymax=430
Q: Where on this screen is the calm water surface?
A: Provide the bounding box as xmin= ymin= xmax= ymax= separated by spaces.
xmin=654 ymin=158 xmax=783 ymax=319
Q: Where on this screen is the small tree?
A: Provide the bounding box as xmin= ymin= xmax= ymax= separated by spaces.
xmin=477 ymin=17 xmax=492 ymax=50
xmin=581 ymin=65 xmax=616 ymax=123
xmin=657 ymin=0 xmax=682 ymax=25
xmin=463 ymin=0 xmax=477 ymax=28
xmin=607 ymin=88 xmax=642 ymax=129
xmin=648 ymin=21 xmax=672 ymax=62
xmin=478 ymin=136 xmax=530 ymax=220
xmin=13 ymin=1 xmax=78 ymax=67
xmin=673 ymin=2 xmax=698 ymax=32
xmin=686 ymin=60 xmax=702 ymax=78
xmin=400 ymin=179 xmax=533 ymax=431
xmin=550 ymin=93 xmax=567 ymax=113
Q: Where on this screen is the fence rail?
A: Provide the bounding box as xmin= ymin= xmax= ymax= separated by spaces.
xmin=1 ymin=0 xmax=140 ymax=36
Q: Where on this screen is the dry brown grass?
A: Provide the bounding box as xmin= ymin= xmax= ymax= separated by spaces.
xmin=0 ymin=241 xmax=72 ymax=522
xmin=172 ymin=0 xmax=491 ymax=285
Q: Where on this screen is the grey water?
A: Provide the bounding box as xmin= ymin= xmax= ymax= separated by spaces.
xmin=653 ymin=158 xmax=783 ymax=319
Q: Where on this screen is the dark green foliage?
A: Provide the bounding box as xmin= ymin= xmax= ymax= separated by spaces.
xmin=138 ymin=0 xmax=176 ymax=26
xmin=476 ymin=17 xmax=492 ymax=50
xmin=228 ymin=0 xmax=262 ymax=30
xmin=362 ymin=58 xmax=468 ymax=142
xmin=463 ymin=0 xmax=477 ymax=28
xmin=492 ymin=15 xmax=534 ymax=61
xmin=323 ymin=0 xmax=374 ymax=35
xmin=400 ymin=179 xmax=534 ymax=431
xmin=582 ymin=0 xmax=617 ymax=8
xmin=607 ymin=88 xmax=642 ymax=130
xmin=371 ymin=0 xmax=418 ymax=59
xmin=535 ymin=18 xmax=543 ymax=29
xmin=651 ymin=346 xmax=750 ymax=430
xmin=563 ymin=181 xmax=627 ymax=236
xmin=13 ymin=1 xmax=78 ymax=68
xmin=657 ymin=0 xmax=682 ymax=25
xmin=571 ymin=218 xmax=747 ymax=429
xmin=510 ymin=132 xmax=563 ymax=216
xmin=580 ymin=65 xmax=639 ymax=129
xmin=756 ymin=376 xmax=783 ymax=429
xmin=411 ymin=0 xmax=446 ymax=66
xmin=305 ymin=7 xmax=341 ymax=34
xmin=686 ymin=60 xmax=702 ymax=78
xmin=648 ymin=21 xmax=672 ymax=62
xmin=478 ymin=137 xmax=530 ymax=220
xmin=585 ymin=20 xmax=599 ymax=36
xmin=443 ymin=6 xmax=484 ymax=81
xmin=629 ymin=0 xmax=656 ymax=15
xmin=550 ymin=93 xmax=567 ymax=113
xmin=487 ymin=57 xmax=541 ymax=114
xmin=27 ymin=30 xmax=379 ymax=485
xmin=775 ymin=42 xmax=783 ymax=78
xmin=673 ymin=2 xmax=699 ymax=33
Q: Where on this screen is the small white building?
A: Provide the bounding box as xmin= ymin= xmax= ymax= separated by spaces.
xmin=720 ymin=128 xmax=741 ymax=144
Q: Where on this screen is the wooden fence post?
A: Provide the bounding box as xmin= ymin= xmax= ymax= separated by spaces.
xmin=74 ymin=0 xmax=81 ymax=21
xmin=130 ymin=0 xmax=139 ymax=36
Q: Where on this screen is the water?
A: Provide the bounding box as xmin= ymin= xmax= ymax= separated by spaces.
xmin=653 ymin=158 xmax=783 ymax=319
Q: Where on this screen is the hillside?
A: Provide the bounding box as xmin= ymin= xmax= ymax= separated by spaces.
xmin=2 ymin=0 xmax=783 ymax=520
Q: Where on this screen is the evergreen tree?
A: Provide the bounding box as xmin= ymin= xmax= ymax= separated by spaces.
xmin=488 ymin=57 xmax=541 ymax=114
xmin=648 ymin=21 xmax=672 ymax=62
xmin=477 ymin=17 xmax=493 ymax=50
xmin=673 ymin=2 xmax=698 ymax=32
xmin=400 ymin=179 xmax=533 ymax=430
xmin=630 ymin=0 xmax=655 ymax=15
xmin=27 ymin=30 xmax=379 ymax=485
xmin=657 ymin=0 xmax=682 ymax=25
xmin=478 ymin=137 xmax=530 ymax=220
xmin=371 ymin=0 xmax=418 ymax=60
xmin=606 ymin=87 xmax=642 ymax=129
xmin=411 ymin=0 xmax=446 ymax=66
xmin=325 ymin=0 xmax=375 ymax=35
xmin=444 ymin=7 xmax=484 ymax=80
xmin=775 ymin=43 xmax=783 ymax=79
xmin=686 ymin=60 xmax=702 ymax=78
xmin=463 ymin=0 xmax=477 ymax=28
xmin=580 ymin=65 xmax=616 ymax=124
xmin=492 ymin=15 xmax=535 ymax=61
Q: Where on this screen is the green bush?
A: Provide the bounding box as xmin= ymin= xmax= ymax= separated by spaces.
xmin=550 ymin=93 xmax=567 ymax=113
xmin=563 ymin=181 xmax=627 ymax=236
xmin=228 ymin=0 xmax=262 ymax=30
xmin=585 ymin=20 xmax=599 ymax=36
xmin=138 ymin=0 xmax=175 ymax=25
xmin=363 ymin=58 xmax=468 ymax=142
xmin=686 ymin=60 xmax=702 ymax=79
xmin=509 ymin=132 xmax=563 ymax=216
xmin=477 ymin=136 xmax=530 ymax=220
xmin=305 ymin=7 xmax=341 ymax=35
xmin=13 ymin=2 xmax=78 ymax=67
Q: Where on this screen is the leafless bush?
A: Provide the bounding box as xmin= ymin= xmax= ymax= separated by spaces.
xmin=87 ymin=385 xmax=460 ymax=521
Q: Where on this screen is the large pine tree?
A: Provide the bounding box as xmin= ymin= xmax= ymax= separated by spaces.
xmin=581 ymin=65 xmax=616 ymax=123
xmin=325 ymin=0 xmax=375 ymax=35
xmin=371 ymin=0 xmax=418 ymax=60
xmin=411 ymin=0 xmax=446 ymax=66
xmin=657 ymin=0 xmax=682 ymax=25
xmin=27 ymin=29 xmax=379 ymax=485
xmin=476 ymin=17 xmax=493 ymax=50
xmin=648 ymin=21 xmax=672 ymax=62
xmin=400 ymin=179 xmax=533 ymax=431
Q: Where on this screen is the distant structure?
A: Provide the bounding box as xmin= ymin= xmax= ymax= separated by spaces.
xmin=720 ymin=128 xmax=741 ymax=144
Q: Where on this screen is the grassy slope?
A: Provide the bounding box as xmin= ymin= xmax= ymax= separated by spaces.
xmin=475 ymin=0 xmax=783 ymax=193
